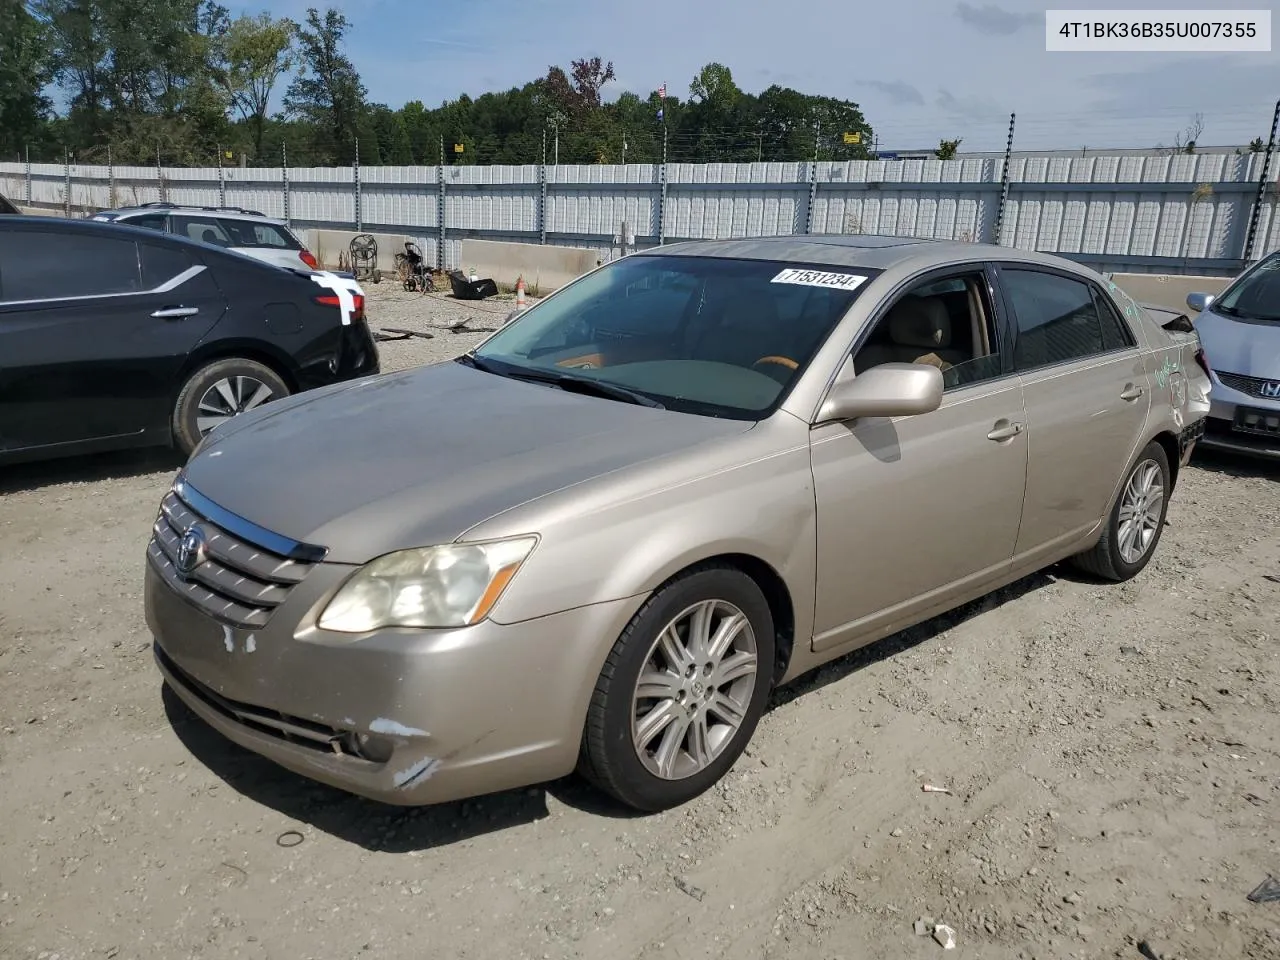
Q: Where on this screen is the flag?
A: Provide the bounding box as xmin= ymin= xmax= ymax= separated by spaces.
xmin=658 ymin=82 xmax=666 ymax=99
xmin=657 ymin=107 xmax=664 ymax=122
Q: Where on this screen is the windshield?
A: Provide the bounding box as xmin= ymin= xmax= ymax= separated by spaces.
xmin=470 ymin=254 xmax=875 ymax=419
xmin=1215 ymin=252 xmax=1280 ymax=322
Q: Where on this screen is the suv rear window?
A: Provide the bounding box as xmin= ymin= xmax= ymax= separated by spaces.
xmin=172 ymin=215 xmax=300 ymax=250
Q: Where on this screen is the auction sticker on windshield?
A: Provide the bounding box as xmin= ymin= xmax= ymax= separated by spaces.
xmin=771 ymin=268 xmax=868 ymax=291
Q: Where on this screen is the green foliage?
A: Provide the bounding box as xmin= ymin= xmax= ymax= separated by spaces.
xmin=25 ymin=13 xmax=878 ymax=169
xmin=936 ymin=138 xmax=962 ymax=160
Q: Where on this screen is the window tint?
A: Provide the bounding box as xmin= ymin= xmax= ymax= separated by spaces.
xmin=174 ymin=216 xmax=232 ymax=247
xmin=125 ymin=214 xmax=168 ymax=231
xmin=140 ymin=243 xmax=195 ymax=288
xmin=1092 ymin=289 xmax=1135 ymax=351
xmin=0 ymin=230 xmax=141 ymax=301
xmin=1002 ymin=269 xmax=1116 ymax=371
xmin=853 ymin=270 xmax=1004 ymax=392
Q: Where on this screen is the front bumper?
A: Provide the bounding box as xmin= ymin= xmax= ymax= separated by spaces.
xmin=1198 ymin=391 xmax=1280 ymax=460
xmin=146 ymin=560 xmax=645 ymax=805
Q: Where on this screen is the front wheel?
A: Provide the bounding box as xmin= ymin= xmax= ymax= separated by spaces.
xmin=172 ymin=358 xmax=291 ymax=456
xmin=1070 ymin=440 xmax=1171 ymax=582
xmin=578 ymin=565 xmax=775 ymax=812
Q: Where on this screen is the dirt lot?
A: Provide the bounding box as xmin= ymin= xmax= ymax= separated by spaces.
xmin=2 ymin=285 xmax=1278 ymax=960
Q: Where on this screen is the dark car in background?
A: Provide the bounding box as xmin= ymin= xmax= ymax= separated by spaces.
xmin=0 ymin=215 xmax=379 ymax=466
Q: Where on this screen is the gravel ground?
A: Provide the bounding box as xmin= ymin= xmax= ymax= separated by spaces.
xmin=1 ymin=285 xmax=1279 ymax=960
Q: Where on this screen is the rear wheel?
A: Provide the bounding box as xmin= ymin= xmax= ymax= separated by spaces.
xmin=578 ymin=565 xmax=775 ymax=812
xmin=172 ymin=358 xmax=290 ymax=456
xmin=1070 ymin=440 xmax=1170 ymax=582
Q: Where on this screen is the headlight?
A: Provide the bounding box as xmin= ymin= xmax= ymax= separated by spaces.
xmin=317 ymin=536 xmax=537 ymax=633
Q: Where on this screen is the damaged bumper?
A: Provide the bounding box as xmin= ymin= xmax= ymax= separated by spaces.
xmin=146 ymin=561 xmax=644 ymax=805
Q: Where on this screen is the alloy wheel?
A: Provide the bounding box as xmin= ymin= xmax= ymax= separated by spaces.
xmin=630 ymin=598 xmax=759 ymax=780
xmin=195 ymin=376 xmax=277 ymax=435
xmin=1117 ymin=458 xmax=1164 ymax=565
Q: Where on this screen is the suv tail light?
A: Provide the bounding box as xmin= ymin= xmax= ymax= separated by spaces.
xmin=314 ymin=292 xmax=366 ymax=322
xmin=299 ymin=250 xmax=319 ymax=269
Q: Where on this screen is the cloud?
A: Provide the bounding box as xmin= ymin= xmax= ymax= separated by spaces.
xmin=936 ymin=88 xmax=1005 ymax=120
xmin=954 ymin=2 xmax=1039 ymax=36
xmin=860 ymin=79 xmax=925 ymax=106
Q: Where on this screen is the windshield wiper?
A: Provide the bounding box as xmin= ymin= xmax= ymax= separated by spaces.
xmin=457 ymin=353 xmax=664 ymax=408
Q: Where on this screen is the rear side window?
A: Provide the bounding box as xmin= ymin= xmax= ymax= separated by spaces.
xmin=140 ymin=243 xmax=196 ymax=288
xmin=173 ymin=216 xmax=233 ymax=247
xmin=1092 ymin=289 xmax=1136 ymax=351
xmin=1002 ymin=269 xmax=1117 ymax=372
xmin=0 ymin=230 xmax=141 ymax=302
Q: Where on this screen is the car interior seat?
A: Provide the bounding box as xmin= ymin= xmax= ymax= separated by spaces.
xmin=855 ymin=295 xmax=969 ymax=371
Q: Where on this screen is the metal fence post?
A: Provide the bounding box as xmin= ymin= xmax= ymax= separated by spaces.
xmin=156 ymin=143 xmax=166 ymax=203
xmin=282 ymin=142 xmax=291 ymax=226
xmin=437 ymin=147 xmax=447 ymax=271
xmin=658 ymin=163 xmax=668 ymax=246
xmin=217 ymin=144 xmax=226 ymax=207
xmin=993 ymin=112 xmax=1017 ymax=245
xmin=539 ymin=156 xmax=548 ymax=245
xmin=107 ymin=143 xmax=116 ymax=209
xmin=63 ymin=147 xmax=71 ymax=218
xmin=353 ymin=139 xmax=362 ymax=231
xmin=804 ymin=161 xmax=819 ymax=234
xmin=1242 ymin=99 xmax=1280 ymax=264
xmin=24 ymin=144 xmax=31 ymax=206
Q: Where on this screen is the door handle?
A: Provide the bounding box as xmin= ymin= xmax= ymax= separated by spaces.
xmin=1120 ymin=384 xmax=1145 ymax=401
xmin=987 ymin=420 xmax=1025 ymax=441
xmin=151 ymin=306 xmax=199 ymax=320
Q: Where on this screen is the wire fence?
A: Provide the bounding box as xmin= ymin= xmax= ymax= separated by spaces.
xmin=4 ymin=114 xmax=1278 ymax=277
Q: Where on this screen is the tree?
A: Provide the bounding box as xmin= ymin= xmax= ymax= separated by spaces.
xmin=218 ymin=13 xmax=294 ymax=160
xmin=284 ymin=7 xmax=366 ymax=164
xmin=936 ymin=138 xmax=962 ymax=160
xmin=689 ymin=62 xmax=738 ymax=108
xmin=1248 ymin=136 xmax=1264 ymax=153
xmin=1172 ymin=113 xmax=1204 ymax=155
xmin=0 ymin=1 xmax=55 ymax=158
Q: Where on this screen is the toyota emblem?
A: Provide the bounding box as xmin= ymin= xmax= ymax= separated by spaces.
xmin=1260 ymin=380 xmax=1280 ymax=399
xmin=175 ymin=525 xmax=208 ymax=578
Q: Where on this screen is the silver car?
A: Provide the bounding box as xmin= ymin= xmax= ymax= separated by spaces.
xmin=1186 ymin=250 xmax=1280 ymax=459
xmin=91 ymin=203 xmax=320 ymax=271
xmin=145 ymin=236 xmax=1210 ymax=813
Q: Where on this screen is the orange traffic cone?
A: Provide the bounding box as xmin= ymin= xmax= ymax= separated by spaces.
xmin=515 ymin=275 xmax=527 ymax=311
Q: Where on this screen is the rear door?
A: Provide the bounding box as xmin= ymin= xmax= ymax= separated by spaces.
xmin=0 ymin=225 xmax=226 ymax=452
xmin=994 ymin=264 xmax=1151 ymax=566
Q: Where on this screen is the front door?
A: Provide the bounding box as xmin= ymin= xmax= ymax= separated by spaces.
xmin=810 ymin=266 xmax=1029 ymax=654
xmin=0 ymin=227 xmax=225 ymax=452
xmin=994 ymin=265 xmax=1152 ymax=566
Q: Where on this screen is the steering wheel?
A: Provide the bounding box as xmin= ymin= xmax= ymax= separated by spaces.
xmin=752 ymin=355 xmax=799 ymax=372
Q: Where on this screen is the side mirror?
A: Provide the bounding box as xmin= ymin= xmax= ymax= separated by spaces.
xmin=814 ymin=362 xmax=944 ymax=425
xmin=1185 ymin=291 xmax=1214 ymax=313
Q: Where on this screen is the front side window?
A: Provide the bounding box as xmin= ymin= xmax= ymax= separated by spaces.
xmin=0 ymin=230 xmax=141 ymax=302
xmin=1213 ymin=252 xmax=1280 ymax=323
xmin=853 ymin=269 xmax=1004 ymax=391
xmin=1002 ymin=269 xmax=1118 ymax=372
xmin=470 ymin=255 xmax=876 ymax=419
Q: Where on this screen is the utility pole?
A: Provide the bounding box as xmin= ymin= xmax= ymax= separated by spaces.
xmin=1243 ymin=98 xmax=1280 ymax=263
xmin=541 ymin=127 xmax=547 ymax=166
xmin=621 ymin=131 xmax=628 ymax=165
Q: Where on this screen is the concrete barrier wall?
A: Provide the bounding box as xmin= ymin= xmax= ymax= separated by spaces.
xmin=1108 ymin=272 xmax=1233 ymax=314
xmin=459 ymin=239 xmax=602 ymax=294
xmin=301 ymin=229 xmax=414 ymax=272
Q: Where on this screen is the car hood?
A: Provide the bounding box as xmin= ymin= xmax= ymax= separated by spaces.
xmin=183 ymin=360 xmax=752 ymax=563
xmin=1196 ymin=309 xmax=1280 ymax=379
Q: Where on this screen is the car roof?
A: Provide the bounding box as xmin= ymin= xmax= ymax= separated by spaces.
xmin=0 ymin=213 xmax=304 ymax=265
xmin=648 ymin=234 xmax=1096 ymax=275
xmin=100 ymin=203 xmax=283 ymax=224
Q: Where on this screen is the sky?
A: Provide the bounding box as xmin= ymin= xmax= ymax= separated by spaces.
xmin=230 ymin=0 xmax=1278 ymax=152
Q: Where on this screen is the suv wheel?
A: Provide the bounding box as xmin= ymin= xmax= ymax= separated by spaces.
xmin=172 ymin=358 xmax=290 ymax=455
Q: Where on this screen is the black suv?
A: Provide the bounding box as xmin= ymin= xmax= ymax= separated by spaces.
xmin=0 ymin=215 xmax=380 ymax=465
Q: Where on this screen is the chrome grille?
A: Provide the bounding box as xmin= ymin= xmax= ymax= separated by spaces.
xmin=147 ymin=487 xmax=318 ymax=628
xmin=1215 ymin=371 xmax=1280 ymax=400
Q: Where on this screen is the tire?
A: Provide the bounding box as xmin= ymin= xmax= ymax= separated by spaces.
xmin=372 ymin=269 xmax=382 ymax=284
xmin=172 ymin=358 xmax=291 ymax=456
xmin=578 ymin=564 xmax=775 ymax=812
xmin=1070 ymin=440 xmax=1171 ymax=582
